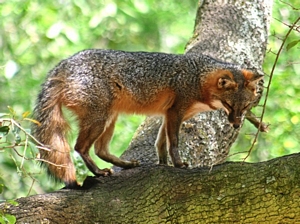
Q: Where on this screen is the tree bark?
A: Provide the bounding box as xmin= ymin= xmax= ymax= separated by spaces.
xmin=2 ymin=153 xmax=300 ymax=223
xmin=120 ymin=0 xmax=272 ymax=168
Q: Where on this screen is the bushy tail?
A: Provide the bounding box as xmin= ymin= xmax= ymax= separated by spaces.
xmin=32 ymin=73 xmax=78 ymax=188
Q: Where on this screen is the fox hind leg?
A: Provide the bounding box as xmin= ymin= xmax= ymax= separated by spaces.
xmin=74 ymin=116 xmax=112 ymax=177
xmin=94 ymin=113 xmax=139 ymax=169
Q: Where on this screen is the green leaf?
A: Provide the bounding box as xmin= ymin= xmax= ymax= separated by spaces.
xmin=24 ymin=118 xmax=41 ymax=126
xmin=12 ymin=126 xmax=20 ymax=134
xmin=0 ymin=126 xmax=9 ymax=134
xmin=2 ymin=214 xmax=16 ymax=224
xmin=286 ymin=39 xmax=300 ymax=51
xmin=22 ymin=111 xmax=31 ymax=118
xmin=6 ymin=200 xmax=19 ymax=206
xmin=14 ymin=134 xmax=21 ymax=145
xmin=7 ymin=106 xmax=15 ymax=118
xmin=0 ymin=113 xmax=9 ymax=118
xmin=0 ymin=217 xmax=5 ymax=224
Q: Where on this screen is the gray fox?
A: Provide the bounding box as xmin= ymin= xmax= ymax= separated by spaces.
xmin=32 ymin=49 xmax=263 ymax=188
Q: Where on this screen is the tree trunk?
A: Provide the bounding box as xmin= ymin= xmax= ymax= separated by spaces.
xmin=119 ymin=0 xmax=272 ymax=168
xmin=2 ymin=153 xmax=300 ymax=223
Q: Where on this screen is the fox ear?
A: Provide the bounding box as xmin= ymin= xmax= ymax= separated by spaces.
xmin=242 ymin=70 xmax=264 ymax=95
xmin=217 ymin=77 xmax=237 ymax=90
xmin=242 ymin=69 xmax=264 ymax=83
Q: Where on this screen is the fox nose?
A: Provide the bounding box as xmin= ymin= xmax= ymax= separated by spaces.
xmin=233 ymin=123 xmax=240 ymax=129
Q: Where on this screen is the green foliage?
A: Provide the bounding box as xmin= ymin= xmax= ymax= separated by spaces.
xmin=0 ymin=0 xmax=299 ymax=199
xmin=286 ymin=39 xmax=300 ymax=51
xmin=0 ymin=108 xmax=47 ymax=200
xmin=0 ymin=199 xmax=17 ymax=224
xmin=0 ymin=214 xmax=16 ymax=224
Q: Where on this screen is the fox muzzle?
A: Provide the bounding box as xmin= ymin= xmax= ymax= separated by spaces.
xmin=232 ymin=123 xmax=241 ymax=129
xmin=228 ymin=112 xmax=243 ymax=129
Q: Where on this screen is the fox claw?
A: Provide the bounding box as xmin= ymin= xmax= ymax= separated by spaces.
xmin=174 ymin=161 xmax=189 ymax=168
xmin=95 ymin=168 xmax=113 ymax=177
xmin=63 ymin=181 xmax=81 ymax=189
xmin=123 ymin=159 xmax=140 ymax=168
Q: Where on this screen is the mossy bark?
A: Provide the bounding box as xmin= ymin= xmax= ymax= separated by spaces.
xmin=2 ymin=153 xmax=300 ymax=223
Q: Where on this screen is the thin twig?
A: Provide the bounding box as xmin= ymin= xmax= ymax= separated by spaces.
xmin=13 ymin=147 xmax=31 ymax=160
xmin=273 ymin=17 xmax=300 ymax=31
xmin=20 ymin=135 xmax=29 ymax=168
xmin=36 ymin=158 xmax=68 ymax=168
xmin=27 ymin=179 xmax=36 ymax=197
xmin=279 ymin=0 xmax=300 ymax=10
xmin=4 ymin=118 xmax=45 ymax=147
xmin=36 ymin=145 xmax=51 ymax=152
xmin=0 ymin=144 xmax=16 ymax=148
xmin=243 ymin=16 xmax=300 ymax=161
xmin=7 ymin=118 xmax=65 ymax=153
xmin=228 ymin=150 xmax=250 ymax=158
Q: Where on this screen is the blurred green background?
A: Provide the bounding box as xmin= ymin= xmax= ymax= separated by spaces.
xmin=0 ymin=0 xmax=299 ymax=199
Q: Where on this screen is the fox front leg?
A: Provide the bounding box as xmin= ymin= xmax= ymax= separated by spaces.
xmin=165 ymin=109 xmax=188 ymax=168
xmin=155 ymin=121 xmax=168 ymax=165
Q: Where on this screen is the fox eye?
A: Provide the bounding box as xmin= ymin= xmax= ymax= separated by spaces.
xmin=222 ymin=101 xmax=233 ymax=112
xmin=242 ymin=103 xmax=251 ymax=113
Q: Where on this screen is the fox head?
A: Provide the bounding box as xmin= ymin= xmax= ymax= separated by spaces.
xmin=203 ymin=69 xmax=263 ymax=129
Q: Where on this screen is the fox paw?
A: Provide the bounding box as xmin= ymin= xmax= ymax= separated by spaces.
xmin=120 ymin=159 xmax=139 ymax=169
xmin=128 ymin=159 xmax=140 ymax=168
xmin=63 ymin=181 xmax=81 ymax=190
xmin=182 ymin=162 xmax=189 ymax=168
xmin=174 ymin=161 xmax=189 ymax=168
xmin=95 ymin=168 xmax=113 ymax=177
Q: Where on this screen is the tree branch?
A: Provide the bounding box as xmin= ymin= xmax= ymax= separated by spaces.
xmin=2 ymin=153 xmax=300 ymax=223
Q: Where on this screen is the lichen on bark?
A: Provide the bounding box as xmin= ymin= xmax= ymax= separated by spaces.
xmin=2 ymin=153 xmax=300 ymax=223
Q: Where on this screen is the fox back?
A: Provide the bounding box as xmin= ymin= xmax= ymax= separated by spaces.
xmin=33 ymin=49 xmax=263 ymax=188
